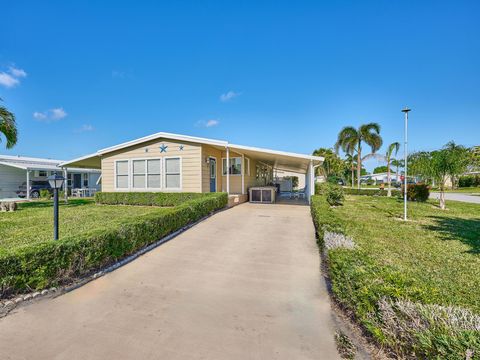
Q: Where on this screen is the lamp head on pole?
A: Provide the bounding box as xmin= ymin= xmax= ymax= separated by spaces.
xmin=47 ymin=174 xmax=65 ymax=189
xmin=402 ymin=107 xmax=411 ymax=114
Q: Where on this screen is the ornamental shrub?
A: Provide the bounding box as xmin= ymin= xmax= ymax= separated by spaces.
xmin=325 ymin=184 xmax=345 ymax=206
xmin=405 ymin=184 xmax=430 ymax=202
xmin=39 ymin=189 xmax=51 ymax=200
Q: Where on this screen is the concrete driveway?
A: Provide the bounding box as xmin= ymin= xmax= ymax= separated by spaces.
xmin=0 ymin=203 xmax=339 ymax=360
xmin=430 ymin=192 xmax=480 ymax=204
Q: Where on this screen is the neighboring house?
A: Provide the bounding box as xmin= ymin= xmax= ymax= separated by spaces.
xmin=360 ymin=172 xmax=402 ymax=184
xmin=0 ymin=154 xmax=101 ymax=200
xmin=274 ymin=169 xmax=306 ymax=191
xmin=61 ymin=132 xmax=323 ymax=202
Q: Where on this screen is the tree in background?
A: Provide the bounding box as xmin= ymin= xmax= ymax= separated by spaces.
xmin=391 ymin=158 xmax=404 ymax=182
xmin=373 ymin=165 xmax=388 ymax=173
xmin=312 ymin=147 xmax=346 ymax=180
xmin=335 ymin=123 xmax=383 ymax=189
xmin=344 ymin=152 xmax=357 ymax=188
xmin=385 ymin=142 xmax=400 ymax=197
xmin=468 ymin=146 xmax=480 ymax=172
xmin=0 ymin=99 xmax=18 ymax=149
xmin=409 ymin=142 xmax=469 ymax=209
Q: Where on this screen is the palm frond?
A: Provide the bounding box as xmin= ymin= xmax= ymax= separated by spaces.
xmin=0 ymin=105 xmax=18 ymax=149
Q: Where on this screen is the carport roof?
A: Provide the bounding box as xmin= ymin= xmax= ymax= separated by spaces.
xmin=0 ymin=154 xmax=100 ymax=172
xmin=60 ymin=132 xmax=324 ymax=173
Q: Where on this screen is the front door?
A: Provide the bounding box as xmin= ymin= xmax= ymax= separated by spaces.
xmin=209 ymin=158 xmax=216 ymax=192
xmin=73 ymin=174 xmax=82 ymax=188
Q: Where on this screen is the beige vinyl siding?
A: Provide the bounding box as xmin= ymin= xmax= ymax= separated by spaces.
xmin=201 ymin=145 xmax=223 ymax=192
xmin=101 ymin=139 xmax=202 ymax=192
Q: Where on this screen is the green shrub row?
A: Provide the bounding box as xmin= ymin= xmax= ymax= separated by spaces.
xmin=310 ymin=196 xmax=346 ymax=244
xmin=0 ymin=193 xmax=228 ymax=297
xmin=310 ymin=195 xmax=480 ymax=358
xmin=315 ymin=183 xmax=402 ymax=197
xmin=459 ymin=175 xmax=480 ymax=188
xmin=95 ymin=191 xmax=215 ymax=207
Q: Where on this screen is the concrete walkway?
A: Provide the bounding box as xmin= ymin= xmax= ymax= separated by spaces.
xmin=0 ymin=203 xmax=339 ymax=360
xmin=430 ymin=192 xmax=480 ymax=204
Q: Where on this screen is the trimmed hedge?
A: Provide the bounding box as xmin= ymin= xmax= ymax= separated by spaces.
xmin=310 ymin=196 xmax=346 ymax=244
xmin=95 ymin=191 xmax=215 ymax=207
xmin=343 ymin=187 xmax=402 ymax=197
xmin=0 ymin=192 xmax=228 ymax=297
xmin=315 ymin=183 xmax=402 ymax=197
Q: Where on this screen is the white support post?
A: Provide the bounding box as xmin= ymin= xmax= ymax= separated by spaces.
xmin=226 ymin=146 xmax=230 ymax=194
xmin=241 ymin=154 xmax=245 ymax=195
xmin=307 ymin=161 xmax=314 ymax=204
xmin=26 ymin=170 xmax=30 ymax=200
xmin=63 ymin=168 xmax=68 ymax=204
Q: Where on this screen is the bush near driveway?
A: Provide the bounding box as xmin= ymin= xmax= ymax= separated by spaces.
xmin=0 ymin=192 xmax=227 ymax=297
xmin=310 ymin=195 xmax=480 ymax=358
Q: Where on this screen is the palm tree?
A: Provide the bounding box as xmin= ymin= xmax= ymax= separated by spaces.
xmin=344 ymin=152 xmax=356 ymax=188
xmin=0 ymin=99 xmax=18 ymax=149
xmin=385 ymin=142 xmax=400 ymax=196
xmin=335 ymin=123 xmax=383 ymax=189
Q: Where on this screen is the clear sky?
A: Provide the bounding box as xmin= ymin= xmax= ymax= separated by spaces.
xmin=1 ymin=1 xmax=479 ymax=171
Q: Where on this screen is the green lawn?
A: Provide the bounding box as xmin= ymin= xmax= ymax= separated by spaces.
xmin=435 ymin=186 xmax=480 ymax=194
xmin=312 ymin=195 xmax=480 ymax=357
xmin=0 ymin=199 xmax=166 ymax=251
xmin=334 ymin=196 xmax=480 ymax=312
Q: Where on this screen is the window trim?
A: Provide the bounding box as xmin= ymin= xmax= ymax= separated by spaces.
xmin=130 ymin=158 xmax=163 ymax=191
xmin=221 ymin=157 xmax=242 ymax=176
xmin=114 ymin=160 xmax=130 ymax=190
xmin=164 ymin=156 xmax=182 ymax=191
xmin=114 ymin=157 xmax=181 ymax=192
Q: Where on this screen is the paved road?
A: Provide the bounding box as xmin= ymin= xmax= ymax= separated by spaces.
xmin=0 ymin=203 xmax=339 ymax=360
xmin=430 ymin=192 xmax=480 ymax=204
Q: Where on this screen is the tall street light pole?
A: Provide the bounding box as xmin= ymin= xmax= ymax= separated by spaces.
xmin=402 ymin=107 xmax=411 ymax=221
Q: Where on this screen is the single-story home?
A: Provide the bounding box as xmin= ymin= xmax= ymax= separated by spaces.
xmin=0 ymin=154 xmax=101 ymax=200
xmin=61 ymin=132 xmax=323 ymax=203
xmin=360 ymin=172 xmax=402 ymax=184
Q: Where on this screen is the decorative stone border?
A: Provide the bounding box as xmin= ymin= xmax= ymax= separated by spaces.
xmin=0 ymin=206 xmax=229 ymax=318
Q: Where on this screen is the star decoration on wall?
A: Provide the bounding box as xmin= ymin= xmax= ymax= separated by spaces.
xmin=179 ymin=145 xmax=184 ymax=151
xmin=159 ymin=144 xmax=168 ymax=153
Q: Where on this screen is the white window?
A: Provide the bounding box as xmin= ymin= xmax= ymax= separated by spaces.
xmin=147 ymin=159 xmax=161 ymax=188
xmin=131 ymin=159 xmax=162 ymax=189
xmin=82 ymin=173 xmax=89 ymax=187
xmin=222 ymin=157 xmax=242 ymax=175
xmin=38 ymin=170 xmax=47 ymax=177
xmin=132 ymin=160 xmax=146 ymax=189
xmin=116 ymin=161 xmax=129 ymax=189
xmin=165 ymin=157 xmax=181 ymax=189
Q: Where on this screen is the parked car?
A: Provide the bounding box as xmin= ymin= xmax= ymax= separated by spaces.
xmin=16 ymin=181 xmax=53 ymax=199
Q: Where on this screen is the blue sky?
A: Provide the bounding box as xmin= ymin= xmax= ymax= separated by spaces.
xmin=1 ymin=1 xmax=479 ymax=171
